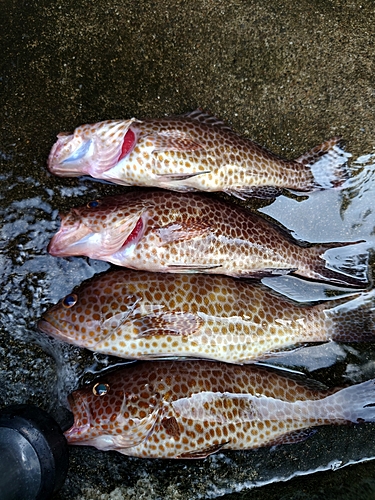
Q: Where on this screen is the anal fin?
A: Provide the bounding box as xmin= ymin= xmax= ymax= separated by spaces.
xmin=235 ymin=268 xmax=298 ymax=279
xmin=224 ymin=186 xmax=283 ymax=200
xmin=267 ymin=428 xmax=317 ymax=448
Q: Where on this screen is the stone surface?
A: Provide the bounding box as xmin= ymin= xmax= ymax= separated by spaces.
xmin=1 ymin=0 xmax=375 ymax=498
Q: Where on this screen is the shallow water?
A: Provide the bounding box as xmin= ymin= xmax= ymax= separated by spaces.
xmin=2 ymin=0 xmax=375 ymax=498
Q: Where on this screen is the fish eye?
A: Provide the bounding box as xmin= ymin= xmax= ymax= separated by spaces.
xmin=93 ymin=382 xmax=110 ymax=396
xmin=87 ymin=200 xmax=100 ymax=209
xmin=62 ymin=293 xmax=78 ymax=308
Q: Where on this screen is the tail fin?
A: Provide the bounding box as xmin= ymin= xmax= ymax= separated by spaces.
xmin=295 ymin=137 xmax=351 ymax=190
xmin=325 ymin=289 xmax=375 ymax=342
xmin=329 ymin=379 xmax=375 ymax=424
xmin=298 ymin=241 xmax=370 ymax=288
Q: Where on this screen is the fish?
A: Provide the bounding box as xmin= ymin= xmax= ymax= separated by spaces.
xmin=48 ymin=190 xmax=369 ymax=287
xmin=38 ymin=270 xmax=375 ymax=364
xmin=65 ymin=360 xmax=375 ymax=459
xmin=47 ymin=109 xmax=349 ymax=199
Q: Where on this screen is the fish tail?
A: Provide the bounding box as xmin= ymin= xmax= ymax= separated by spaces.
xmin=295 ymin=137 xmax=351 ymax=190
xmin=325 ymin=289 xmax=375 ymax=342
xmin=299 ymin=241 xmax=370 ymax=288
xmin=329 ymin=379 xmax=375 ymax=424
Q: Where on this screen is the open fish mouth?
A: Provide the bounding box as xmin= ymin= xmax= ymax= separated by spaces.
xmin=48 ymin=216 xmax=94 ymax=257
xmin=48 ymin=207 xmax=149 ymax=260
xmin=64 ymin=392 xmax=92 ymax=443
xmin=48 ymin=132 xmax=86 ymax=176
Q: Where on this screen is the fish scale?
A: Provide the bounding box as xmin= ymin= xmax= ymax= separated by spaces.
xmin=38 ymin=270 xmax=375 ymax=364
xmin=48 ymin=190 xmax=369 ymax=288
xmin=65 ymin=360 xmax=375 ymax=459
xmin=48 ymin=109 xmax=349 ymax=198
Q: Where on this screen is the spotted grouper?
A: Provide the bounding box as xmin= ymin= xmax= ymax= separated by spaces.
xmin=48 ymin=190 xmax=369 ymax=287
xmin=47 ymin=109 xmax=350 ymax=199
xmin=65 ymin=360 xmax=375 ymax=458
xmin=38 ymin=270 xmax=375 ymax=363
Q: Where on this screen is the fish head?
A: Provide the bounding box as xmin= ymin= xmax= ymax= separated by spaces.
xmin=48 ymin=119 xmax=139 ymax=177
xmin=48 ymin=195 xmax=149 ymax=260
xmin=65 ymin=367 xmax=162 ymax=451
xmin=38 ymin=270 xmax=143 ymax=350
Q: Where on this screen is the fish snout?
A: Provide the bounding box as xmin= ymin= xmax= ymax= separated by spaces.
xmin=64 ymin=391 xmax=92 ymax=443
xmin=37 ymin=318 xmax=63 ymax=339
xmin=48 ymin=133 xmax=91 ymax=176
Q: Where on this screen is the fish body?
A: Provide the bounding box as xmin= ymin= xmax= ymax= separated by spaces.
xmin=48 ymin=110 xmax=348 ymax=199
xmin=38 ymin=270 xmax=375 ymax=363
xmin=48 ymin=190 xmax=369 ymax=287
xmin=65 ymin=360 xmax=375 ymax=458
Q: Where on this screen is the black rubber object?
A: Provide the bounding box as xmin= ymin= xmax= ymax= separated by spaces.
xmin=0 ymin=404 xmax=69 ymax=500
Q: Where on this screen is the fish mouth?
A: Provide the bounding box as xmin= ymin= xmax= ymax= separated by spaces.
xmin=37 ymin=317 xmax=85 ymax=346
xmin=48 ymin=215 xmax=93 ymax=257
xmin=48 ymin=133 xmax=87 ymax=176
xmin=64 ymin=391 xmax=91 ymax=443
xmin=38 ymin=318 xmax=64 ymax=340
xmin=48 ymin=207 xmax=148 ymax=260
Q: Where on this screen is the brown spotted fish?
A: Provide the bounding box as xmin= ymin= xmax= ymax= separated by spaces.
xmin=47 ymin=109 xmax=349 ymax=199
xmin=38 ymin=270 xmax=375 ymax=363
xmin=48 ymin=190 xmax=369 ymax=287
xmin=65 ymin=360 xmax=375 ymax=459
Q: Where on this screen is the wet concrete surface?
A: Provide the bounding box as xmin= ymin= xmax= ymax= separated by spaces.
xmin=2 ymin=0 xmax=375 ymax=498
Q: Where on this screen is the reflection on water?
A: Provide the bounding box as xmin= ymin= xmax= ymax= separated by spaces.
xmin=1 ymin=148 xmax=375 ymax=498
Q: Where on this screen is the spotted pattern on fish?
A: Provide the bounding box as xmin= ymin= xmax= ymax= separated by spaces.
xmin=48 ymin=110 xmax=349 ymax=198
xmin=48 ymin=190 xmax=369 ymax=288
xmin=38 ymin=270 xmax=375 ymax=363
xmin=65 ymin=360 xmax=375 ymax=458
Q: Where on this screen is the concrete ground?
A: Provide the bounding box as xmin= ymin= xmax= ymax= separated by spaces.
xmin=1 ymin=0 xmax=375 ymax=498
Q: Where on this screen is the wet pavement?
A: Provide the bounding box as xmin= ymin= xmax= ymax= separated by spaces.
xmin=2 ymin=0 xmax=375 ymax=498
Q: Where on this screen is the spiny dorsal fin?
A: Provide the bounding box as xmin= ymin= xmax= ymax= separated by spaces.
xmin=180 ymin=108 xmax=234 ymax=132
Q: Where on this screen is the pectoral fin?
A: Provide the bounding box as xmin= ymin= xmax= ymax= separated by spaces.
xmin=157 ymin=220 xmax=212 ymax=244
xmin=134 ymin=311 xmax=204 ymax=337
xmin=155 ymin=171 xmax=211 ymax=182
xmin=152 ymin=131 xmax=204 ymax=152
xmin=112 ymin=409 xmax=160 ymax=449
xmin=166 ymin=264 xmax=223 ymax=273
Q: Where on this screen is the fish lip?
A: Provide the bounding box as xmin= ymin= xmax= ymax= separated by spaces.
xmin=48 ymin=133 xmax=82 ymax=176
xmin=37 ymin=318 xmax=63 ymax=340
xmin=48 ymin=133 xmax=94 ymax=176
xmin=64 ymin=392 xmax=91 ymax=443
xmin=48 ymin=216 xmax=93 ymax=257
xmin=37 ymin=317 xmax=83 ymax=346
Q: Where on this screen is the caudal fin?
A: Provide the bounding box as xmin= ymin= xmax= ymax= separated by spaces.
xmin=331 ymin=379 xmax=375 ymax=424
xmin=295 ymin=137 xmax=351 ymax=190
xmin=325 ymin=289 xmax=375 ymax=342
xmin=298 ymin=241 xmax=370 ymax=288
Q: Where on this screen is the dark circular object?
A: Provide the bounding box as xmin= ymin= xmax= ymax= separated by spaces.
xmin=62 ymin=293 xmax=78 ymax=308
xmin=93 ymin=382 xmax=110 ymax=396
xmin=0 ymin=404 xmax=69 ymax=500
xmin=87 ymin=199 xmax=100 ymax=208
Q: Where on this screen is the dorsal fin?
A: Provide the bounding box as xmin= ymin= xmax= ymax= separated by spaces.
xmin=179 ymin=108 xmax=234 ymax=132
